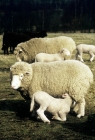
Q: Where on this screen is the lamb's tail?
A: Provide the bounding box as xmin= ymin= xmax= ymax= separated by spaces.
xmin=30 ymin=94 xmax=35 ymax=112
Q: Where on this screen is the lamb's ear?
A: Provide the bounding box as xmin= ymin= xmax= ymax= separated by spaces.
xmin=62 ymin=93 xmax=68 ymax=98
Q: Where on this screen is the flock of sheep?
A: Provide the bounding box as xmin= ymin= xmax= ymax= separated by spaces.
xmin=10 ymin=36 xmax=95 ymax=124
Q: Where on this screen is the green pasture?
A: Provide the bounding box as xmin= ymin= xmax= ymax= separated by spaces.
xmin=0 ymin=33 xmax=95 ymax=140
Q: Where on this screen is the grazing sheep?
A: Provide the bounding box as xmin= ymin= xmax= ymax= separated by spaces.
xmin=35 ymin=48 xmax=70 ymax=62
xmin=30 ymin=91 xmax=72 ymax=124
xmin=10 ymin=60 xmax=93 ymax=118
xmin=14 ymin=36 xmax=76 ymax=63
xmin=76 ymin=44 xmax=95 ymax=62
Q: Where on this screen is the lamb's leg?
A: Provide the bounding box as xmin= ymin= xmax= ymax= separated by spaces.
xmin=76 ymin=98 xmax=85 ymax=118
xmin=59 ymin=111 xmax=67 ymax=121
xmin=78 ymin=54 xmax=84 ymax=62
xmin=37 ymin=106 xmax=50 ymax=124
xmin=90 ymin=53 xmax=94 ymax=62
xmin=52 ymin=113 xmax=62 ymax=121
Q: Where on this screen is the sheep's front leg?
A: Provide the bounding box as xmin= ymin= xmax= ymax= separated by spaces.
xmin=37 ymin=106 xmax=50 ymax=124
xmin=77 ymin=98 xmax=85 ymax=118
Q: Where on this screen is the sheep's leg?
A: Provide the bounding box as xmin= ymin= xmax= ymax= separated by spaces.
xmin=73 ymin=102 xmax=79 ymax=113
xmin=59 ymin=111 xmax=67 ymax=121
xmin=90 ymin=53 xmax=94 ymax=62
xmin=37 ymin=106 xmax=50 ymax=124
xmin=77 ymin=98 xmax=85 ymax=118
xmin=52 ymin=113 xmax=62 ymax=121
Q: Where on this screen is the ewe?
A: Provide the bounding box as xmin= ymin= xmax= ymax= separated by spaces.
xmin=14 ymin=36 xmax=76 ymax=63
xmin=10 ymin=60 xmax=93 ymax=118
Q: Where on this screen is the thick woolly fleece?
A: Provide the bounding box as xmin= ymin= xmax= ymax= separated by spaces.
xmin=10 ymin=60 xmax=93 ymax=101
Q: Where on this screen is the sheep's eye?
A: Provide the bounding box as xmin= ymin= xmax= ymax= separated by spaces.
xmin=25 ymin=72 xmax=30 ymax=75
xmin=20 ymin=74 xmax=23 ymax=80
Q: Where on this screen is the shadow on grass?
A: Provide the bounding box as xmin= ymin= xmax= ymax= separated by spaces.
xmin=62 ymin=114 xmax=95 ymax=137
xmin=0 ymin=99 xmax=31 ymax=118
xmin=0 ymin=99 xmax=52 ymax=122
xmin=0 ymin=100 xmax=95 ymax=137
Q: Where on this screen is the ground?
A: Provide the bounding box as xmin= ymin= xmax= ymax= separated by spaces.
xmin=0 ymin=33 xmax=95 ymax=140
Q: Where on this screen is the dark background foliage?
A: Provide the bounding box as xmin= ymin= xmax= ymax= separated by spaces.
xmin=0 ymin=0 xmax=95 ymax=33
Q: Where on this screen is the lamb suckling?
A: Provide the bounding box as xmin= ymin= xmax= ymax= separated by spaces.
xmin=35 ymin=48 xmax=70 ymax=62
xmin=76 ymin=44 xmax=95 ymax=62
xmin=14 ymin=36 xmax=76 ymax=63
xmin=30 ymin=91 xmax=72 ymax=123
xmin=10 ymin=60 xmax=93 ymax=118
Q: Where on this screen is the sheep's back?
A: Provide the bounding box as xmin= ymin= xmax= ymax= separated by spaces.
xmin=30 ymin=60 xmax=93 ymax=100
xmin=15 ymin=36 xmax=76 ymax=63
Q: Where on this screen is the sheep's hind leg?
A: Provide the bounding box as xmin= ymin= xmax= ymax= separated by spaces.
xmin=90 ymin=53 xmax=94 ymax=62
xmin=77 ymin=98 xmax=85 ymax=118
xmin=37 ymin=106 xmax=50 ymax=124
xmin=59 ymin=111 xmax=67 ymax=121
xmin=52 ymin=113 xmax=62 ymax=121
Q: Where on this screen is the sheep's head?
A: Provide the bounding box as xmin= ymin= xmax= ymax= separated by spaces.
xmin=14 ymin=43 xmax=29 ymax=62
xmin=10 ymin=62 xmax=32 ymax=90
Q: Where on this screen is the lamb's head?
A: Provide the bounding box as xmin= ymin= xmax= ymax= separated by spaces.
xmin=62 ymin=93 xmax=72 ymax=106
xmin=14 ymin=42 xmax=29 ymax=62
xmin=10 ymin=62 xmax=33 ymax=90
xmin=60 ymin=48 xmax=71 ymax=60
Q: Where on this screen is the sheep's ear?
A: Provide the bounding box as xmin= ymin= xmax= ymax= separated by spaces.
xmin=10 ymin=67 xmax=13 ymax=71
xmin=19 ymin=49 xmax=22 ymax=54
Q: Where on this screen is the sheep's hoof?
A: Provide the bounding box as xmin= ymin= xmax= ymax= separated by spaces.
xmin=47 ymin=121 xmax=50 ymax=124
xmin=77 ymin=114 xmax=81 ymax=118
xmin=62 ymin=118 xmax=66 ymax=121
xmin=44 ymin=121 xmax=50 ymax=124
xmin=77 ymin=114 xmax=84 ymax=118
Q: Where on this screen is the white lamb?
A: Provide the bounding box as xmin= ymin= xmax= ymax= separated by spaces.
xmin=35 ymin=48 xmax=70 ymax=62
xmin=30 ymin=91 xmax=72 ymax=124
xmin=76 ymin=44 xmax=95 ymax=62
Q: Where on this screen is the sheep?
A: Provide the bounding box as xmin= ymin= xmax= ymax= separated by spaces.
xmin=14 ymin=36 xmax=76 ymax=63
xmin=76 ymin=44 xmax=95 ymax=62
xmin=30 ymin=91 xmax=72 ymax=124
xmin=10 ymin=60 xmax=93 ymax=118
xmin=35 ymin=48 xmax=71 ymax=62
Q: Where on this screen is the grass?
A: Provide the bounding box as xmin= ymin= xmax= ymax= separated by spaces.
xmin=0 ymin=33 xmax=95 ymax=140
